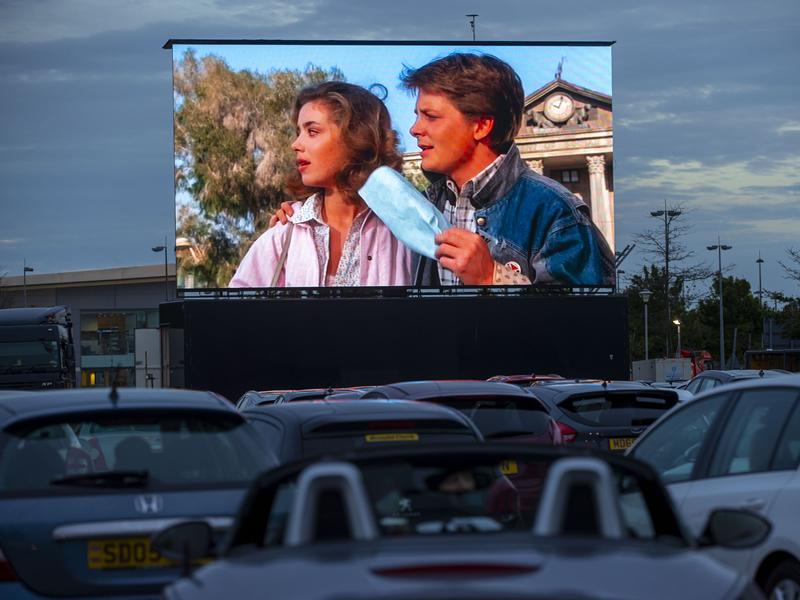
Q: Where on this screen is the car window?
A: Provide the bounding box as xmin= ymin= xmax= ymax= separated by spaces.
xmin=629 ymin=394 xmax=728 ymax=484
xmin=697 ymin=378 xmax=719 ymax=392
xmin=557 ymin=392 xmax=677 ymax=428
xmin=707 ymin=389 xmax=798 ymax=477
xmin=685 ymin=378 xmax=704 ymax=394
xmin=773 ymin=399 xmax=800 ymax=470
xmin=425 ymin=396 xmax=552 ymax=440
xmin=248 ymin=418 xmax=284 ymax=458
xmin=0 ymin=412 xmax=270 ymax=492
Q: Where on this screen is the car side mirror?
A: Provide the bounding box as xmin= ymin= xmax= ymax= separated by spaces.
xmin=152 ymin=520 xmax=216 ymax=575
xmin=698 ymin=509 xmax=771 ymax=549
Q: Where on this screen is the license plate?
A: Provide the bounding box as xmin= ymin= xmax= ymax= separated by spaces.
xmin=87 ymin=537 xmax=173 ymax=570
xmin=608 ymin=437 xmax=636 ymax=451
xmin=365 ymin=433 xmax=419 ymax=443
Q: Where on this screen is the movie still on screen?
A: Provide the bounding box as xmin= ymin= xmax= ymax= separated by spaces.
xmin=171 ymin=42 xmax=615 ymax=290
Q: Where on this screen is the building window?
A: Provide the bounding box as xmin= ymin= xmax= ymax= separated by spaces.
xmin=561 ymin=169 xmax=580 ymax=183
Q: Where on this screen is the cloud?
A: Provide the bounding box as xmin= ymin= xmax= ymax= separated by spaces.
xmin=0 ymin=239 xmax=23 ymax=245
xmin=0 ymin=0 xmax=322 ymax=43
xmin=617 ymin=156 xmax=800 ymax=208
xmin=730 ymin=218 xmax=800 ymax=237
xmin=777 ymin=121 xmax=800 ymax=135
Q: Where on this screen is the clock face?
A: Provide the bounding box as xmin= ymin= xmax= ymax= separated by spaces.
xmin=544 ymin=93 xmax=575 ymax=123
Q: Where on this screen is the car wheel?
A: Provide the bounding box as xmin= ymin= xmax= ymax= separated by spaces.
xmin=765 ymin=560 xmax=800 ymax=600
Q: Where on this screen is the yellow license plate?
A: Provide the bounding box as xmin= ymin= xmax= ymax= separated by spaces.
xmin=608 ymin=437 xmax=636 ymax=451
xmin=87 ymin=537 xmax=173 ymax=570
xmin=499 ymin=460 xmax=519 ymax=475
xmin=365 ymin=433 xmax=419 ymax=443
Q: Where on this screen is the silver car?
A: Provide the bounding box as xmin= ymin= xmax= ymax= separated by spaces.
xmin=158 ymin=445 xmax=766 ymax=600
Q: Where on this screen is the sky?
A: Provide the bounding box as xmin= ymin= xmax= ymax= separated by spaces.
xmin=0 ymin=0 xmax=798 ymax=300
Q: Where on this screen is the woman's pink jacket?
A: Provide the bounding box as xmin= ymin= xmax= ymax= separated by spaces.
xmin=228 ymin=201 xmax=412 ymax=287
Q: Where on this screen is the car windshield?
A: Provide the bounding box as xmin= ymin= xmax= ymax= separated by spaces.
xmin=0 ymin=340 xmax=60 ymax=372
xmin=423 ymin=396 xmax=551 ymax=439
xmin=253 ymin=453 xmax=682 ymax=547
xmin=0 ymin=412 xmax=270 ymax=493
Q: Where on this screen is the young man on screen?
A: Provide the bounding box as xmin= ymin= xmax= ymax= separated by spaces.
xmin=400 ymin=52 xmax=614 ymax=287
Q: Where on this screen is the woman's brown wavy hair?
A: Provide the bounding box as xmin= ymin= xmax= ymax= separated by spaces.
xmin=286 ymin=81 xmax=404 ymax=202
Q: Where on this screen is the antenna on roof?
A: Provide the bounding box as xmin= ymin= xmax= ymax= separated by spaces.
xmin=466 ymin=14 xmax=478 ymax=41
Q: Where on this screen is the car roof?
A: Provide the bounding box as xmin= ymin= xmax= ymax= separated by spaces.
xmin=691 ymin=373 xmax=800 ymax=398
xmin=0 ymin=387 xmax=234 ymax=422
xmin=698 ymin=369 xmax=788 ymax=379
xmin=365 ymin=380 xmax=535 ymax=399
xmin=529 ymin=381 xmax=655 ymax=398
xmin=243 ymin=399 xmax=475 ymax=427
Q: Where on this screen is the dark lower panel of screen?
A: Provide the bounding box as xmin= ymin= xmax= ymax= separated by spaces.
xmin=161 ymin=295 xmax=629 ymax=402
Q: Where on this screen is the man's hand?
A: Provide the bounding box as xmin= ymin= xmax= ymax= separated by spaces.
xmin=268 ymin=201 xmax=295 ymax=227
xmin=435 ymin=228 xmax=494 ymax=285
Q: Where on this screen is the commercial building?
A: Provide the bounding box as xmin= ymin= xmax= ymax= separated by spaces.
xmin=1 ymin=265 xmax=175 ymax=387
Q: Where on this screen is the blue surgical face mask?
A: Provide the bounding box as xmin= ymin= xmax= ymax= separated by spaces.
xmin=359 ymin=167 xmax=450 ymax=259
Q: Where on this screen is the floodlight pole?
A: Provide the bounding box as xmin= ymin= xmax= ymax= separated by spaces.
xmin=757 ymin=253 xmax=764 ymax=349
xmin=650 ymin=199 xmax=682 ymax=357
xmin=707 ymin=237 xmax=732 ymax=368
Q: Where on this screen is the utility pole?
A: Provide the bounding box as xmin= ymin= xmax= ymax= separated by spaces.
xmin=650 ymin=200 xmax=682 ymax=357
xmin=466 ymin=14 xmax=478 ymax=41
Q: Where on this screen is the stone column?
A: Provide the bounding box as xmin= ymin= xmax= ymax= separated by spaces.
xmin=526 ymin=159 xmax=544 ymax=175
xmin=587 ymin=155 xmax=614 ymax=251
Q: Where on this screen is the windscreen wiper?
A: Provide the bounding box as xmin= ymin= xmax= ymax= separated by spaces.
xmin=51 ymin=470 xmax=149 ymax=488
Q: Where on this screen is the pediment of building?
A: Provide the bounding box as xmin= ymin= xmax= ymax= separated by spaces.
xmin=518 ymin=78 xmax=612 ymax=137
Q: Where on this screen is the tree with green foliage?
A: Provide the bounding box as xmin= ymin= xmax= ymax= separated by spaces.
xmin=694 ymin=275 xmax=763 ymax=367
xmin=173 ymin=50 xmax=344 ymax=287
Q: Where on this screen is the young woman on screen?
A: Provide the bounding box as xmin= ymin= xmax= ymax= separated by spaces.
xmin=228 ymin=82 xmax=412 ymax=288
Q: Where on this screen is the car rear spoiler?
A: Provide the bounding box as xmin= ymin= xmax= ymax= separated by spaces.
xmin=285 ymin=457 xmax=624 ymax=544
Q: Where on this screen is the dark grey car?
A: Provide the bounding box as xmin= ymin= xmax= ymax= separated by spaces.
xmin=243 ymin=399 xmax=483 ymax=464
xmin=0 ymin=388 xmax=276 ymax=599
xmin=527 ymin=382 xmax=679 ymax=453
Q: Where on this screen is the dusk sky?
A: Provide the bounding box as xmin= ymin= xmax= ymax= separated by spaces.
xmin=1 ymin=0 xmax=798 ymax=298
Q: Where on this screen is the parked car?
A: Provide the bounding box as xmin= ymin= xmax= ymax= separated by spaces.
xmin=486 ymin=373 xmax=564 ymax=386
xmin=682 ymin=369 xmax=788 ymax=395
xmin=0 ymin=388 xmax=277 ymax=599
xmin=158 ymin=445 xmax=767 ymax=600
xmin=526 ymin=382 xmax=679 ymax=452
xmin=243 ymin=399 xmax=483 ymax=464
xmin=236 ymin=387 xmax=370 ymax=410
xmin=359 ymin=381 xmax=562 ymax=446
xmin=628 ymin=375 xmax=800 ymax=598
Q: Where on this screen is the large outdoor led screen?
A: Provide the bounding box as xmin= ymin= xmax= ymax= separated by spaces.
xmin=170 ymin=41 xmax=614 ymax=290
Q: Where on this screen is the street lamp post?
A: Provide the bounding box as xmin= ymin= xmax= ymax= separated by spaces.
xmin=673 ymin=319 xmax=681 ymax=358
xmin=22 ymin=260 xmax=34 ymax=307
xmin=756 ymin=253 xmax=765 ymax=349
xmin=640 ymin=289 xmax=652 ymax=361
xmin=707 ymin=237 xmax=732 ymax=369
xmin=151 ymin=238 xmax=169 ymax=302
xmin=650 ymin=200 xmax=682 ymax=357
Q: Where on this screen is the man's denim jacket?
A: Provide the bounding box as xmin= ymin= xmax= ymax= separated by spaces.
xmin=414 ymin=145 xmax=615 ymax=286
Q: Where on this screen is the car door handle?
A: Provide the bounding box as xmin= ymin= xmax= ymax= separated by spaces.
xmin=740 ymin=498 xmax=766 ymax=511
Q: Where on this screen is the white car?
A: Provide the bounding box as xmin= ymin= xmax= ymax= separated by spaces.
xmin=629 ymin=375 xmax=800 ymax=599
